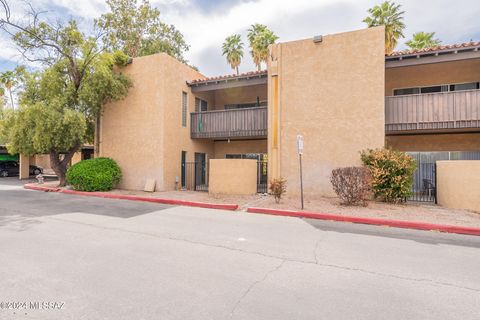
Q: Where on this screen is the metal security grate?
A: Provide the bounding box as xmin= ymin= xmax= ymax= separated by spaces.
xmin=407 ymin=151 xmax=480 ymax=203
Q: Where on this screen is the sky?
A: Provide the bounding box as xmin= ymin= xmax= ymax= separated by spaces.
xmin=1 ymin=0 xmax=480 ymax=76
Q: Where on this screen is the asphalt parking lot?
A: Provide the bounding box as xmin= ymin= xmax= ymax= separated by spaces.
xmin=1 ymin=177 xmax=479 ymax=320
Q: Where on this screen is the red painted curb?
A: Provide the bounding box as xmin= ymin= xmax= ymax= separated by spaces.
xmin=24 ymin=184 xmax=238 ymax=211
xmin=247 ymin=207 xmax=480 ymax=236
xmin=24 ymin=184 xmax=61 ymax=192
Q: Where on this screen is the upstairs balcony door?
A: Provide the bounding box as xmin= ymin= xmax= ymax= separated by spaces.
xmin=195 ymin=98 xmax=208 ymax=112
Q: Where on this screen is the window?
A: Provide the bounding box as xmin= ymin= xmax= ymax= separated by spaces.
xmin=195 ymin=98 xmax=208 ymax=112
xmin=450 ymin=82 xmax=479 ymax=92
xmin=393 ymin=88 xmax=420 ymax=96
xmin=394 ymin=82 xmax=480 ymax=96
xmin=420 ymin=85 xmax=448 ymax=94
xmin=225 ymin=153 xmax=263 ymax=160
xmin=182 ymin=92 xmax=187 ymax=127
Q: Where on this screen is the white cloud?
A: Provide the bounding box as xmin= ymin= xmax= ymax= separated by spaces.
xmin=1 ymin=0 xmax=479 ymax=75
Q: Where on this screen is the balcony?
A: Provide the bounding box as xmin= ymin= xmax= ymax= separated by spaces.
xmin=385 ymin=89 xmax=480 ymax=134
xmin=190 ymin=107 xmax=268 ymax=139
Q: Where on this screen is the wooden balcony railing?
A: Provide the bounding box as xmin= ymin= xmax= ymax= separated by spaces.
xmin=191 ymin=107 xmax=268 ymax=139
xmin=385 ymin=89 xmax=480 ymax=133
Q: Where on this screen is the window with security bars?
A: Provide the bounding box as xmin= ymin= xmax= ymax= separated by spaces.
xmin=182 ymin=92 xmax=187 ymax=127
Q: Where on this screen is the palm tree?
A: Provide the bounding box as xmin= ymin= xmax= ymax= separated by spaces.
xmin=247 ymin=24 xmax=267 ymax=70
xmin=0 ymin=71 xmax=16 ymax=109
xmin=363 ymin=1 xmax=405 ymax=54
xmin=248 ymin=24 xmax=278 ymax=71
xmin=406 ymin=32 xmax=441 ymax=50
xmin=222 ymin=34 xmax=244 ymax=75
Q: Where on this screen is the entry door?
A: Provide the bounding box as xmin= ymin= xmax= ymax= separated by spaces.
xmin=194 ymin=152 xmax=206 ymax=189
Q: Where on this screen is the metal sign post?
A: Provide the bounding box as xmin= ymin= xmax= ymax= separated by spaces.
xmin=297 ymin=135 xmax=304 ymax=210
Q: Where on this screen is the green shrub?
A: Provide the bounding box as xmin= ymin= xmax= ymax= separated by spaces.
xmin=269 ymin=178 xmax=287 ymax=203
xmin=66 ymin=157 xmax=122 ymax=192
xmin=330 ymin=167 xmax=371 ymax=206
xmin=360 ymin=148 xmax=416 ymax=203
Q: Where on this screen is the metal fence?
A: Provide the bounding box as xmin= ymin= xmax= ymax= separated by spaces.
xmin=257 ymin=160 xmax=268 ymax=193
xmin=407 ymin=151 xmax=480 ymax=203
xmin=181 ymin=161 xmax=208 ymax=192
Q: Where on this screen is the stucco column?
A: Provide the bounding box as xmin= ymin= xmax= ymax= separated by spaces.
xmin=71 ymin=151 xmax=82 ymax=165
xmin=19 ymin=154 xmax=30 ymax=179
xmin=267 ymin=45 xmax=281 ymax=182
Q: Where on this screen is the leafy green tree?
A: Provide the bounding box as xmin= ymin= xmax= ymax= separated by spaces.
xmin=222 ymin=34 xmax=244 ymax=75
xmin=363 ymin=1 xmax=405 ymax=54
xmin=95 ymin=0 xmax=189 ymax=62
xmin=247 ymin=24 xmax=278 ymax=71
xmin=406 ymin=32 xmax=441 ymax=50
xmin=1 ymin=103 xmax=86 ymax=185
xmin=0 ymin=1 xmax=131 ymax=185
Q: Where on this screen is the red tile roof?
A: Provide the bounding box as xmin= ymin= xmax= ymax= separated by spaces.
xmin=189 ymin=70 xmax=267 ymax=85
xmin=387 ymin=41 xmax=480 ymax=57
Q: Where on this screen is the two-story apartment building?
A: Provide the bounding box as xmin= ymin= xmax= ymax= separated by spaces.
xmin=98 ymin=26 xmax=480 ymax=200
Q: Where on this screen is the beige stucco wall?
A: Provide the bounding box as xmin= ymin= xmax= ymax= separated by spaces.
xmin=71 ymin=152 xmax=82 ymax=165
xmin=19 ymin=154 xmax=30 ymax=179
xmin=100 ymin=53 xmax=213 ymax=191
xmin=160 ymin=54 xmax=215 ymax=191
xmin=386 ymin=133 xmax=480 ymax=151
xmin=209 ymin=159 xmax=257 ymax=195
xmin=385 ymin=59 xmax=480 ymax=96
xmin=32 ymin=154 xmax=51 ymax=170
xmin=268 ymin=27 xmax=385 ymax=197
xmin=213 ymin=139 xmax=267 ymax=158
xmin=437 ymin=160 xmax=480 ymax=212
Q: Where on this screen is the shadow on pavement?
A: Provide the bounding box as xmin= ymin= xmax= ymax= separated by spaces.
xmin=0 ymin=178 xmax=172 ymax=230
xmin=305 ymin=218 xmax=480 ymax=249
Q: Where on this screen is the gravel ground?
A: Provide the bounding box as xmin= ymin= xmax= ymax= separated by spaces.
xmin=32 ymin=181 xmax=480 ymax=228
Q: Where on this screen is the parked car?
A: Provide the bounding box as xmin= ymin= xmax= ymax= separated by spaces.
xmin=0 ymin=161 xmax=43 ymax=177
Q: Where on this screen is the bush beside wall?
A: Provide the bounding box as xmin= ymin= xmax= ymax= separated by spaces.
xmin=66 ymin=157 xmax=122 ymax=192
xmin=330 ymin=167 xmax=371 ymax=206
xmin=360 ymin=148 xmax=416 ymax=203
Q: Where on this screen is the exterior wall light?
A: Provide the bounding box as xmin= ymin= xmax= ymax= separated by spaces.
xmin=313 ymin=35 xmax=323 ymax=43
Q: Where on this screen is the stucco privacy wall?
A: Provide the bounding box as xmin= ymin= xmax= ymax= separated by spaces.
xmin=385 ymin=59 xmax=480 ymax=96
xmin=437 ymin=160 xmax=480 ymax=212
xmin=213 ymin=139 xmax=267 ymax=158
xmin=209 ymin=159 xmax=257 ymax=195
xmin=386 ymin=133 xmax=480 ymax=151
xmin=268 ymin=27 xmax=385 ymax=196
xmin=100 ymin=53 xmax=212 ymax=191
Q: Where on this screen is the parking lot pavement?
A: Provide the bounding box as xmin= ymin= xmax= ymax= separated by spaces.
xmin=0 ymin=179 xmax=479 ymax=320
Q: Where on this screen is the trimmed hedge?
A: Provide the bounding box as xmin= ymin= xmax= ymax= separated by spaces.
xmin=66 ymin=157 xmax=122 ymax=192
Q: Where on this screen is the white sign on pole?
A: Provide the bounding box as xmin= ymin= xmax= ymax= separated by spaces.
xmin=296 ymin=135 xmax=304 ymax=155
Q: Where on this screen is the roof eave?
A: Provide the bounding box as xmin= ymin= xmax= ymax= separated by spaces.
xmin=386 ymin=46 xmax=480 ymax=68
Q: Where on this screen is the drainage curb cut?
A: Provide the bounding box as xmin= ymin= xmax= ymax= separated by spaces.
xmin=247 ymin=207 xmax=480 ymax=236
xmin=24 ymin=184 xmax=238 ymax=211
